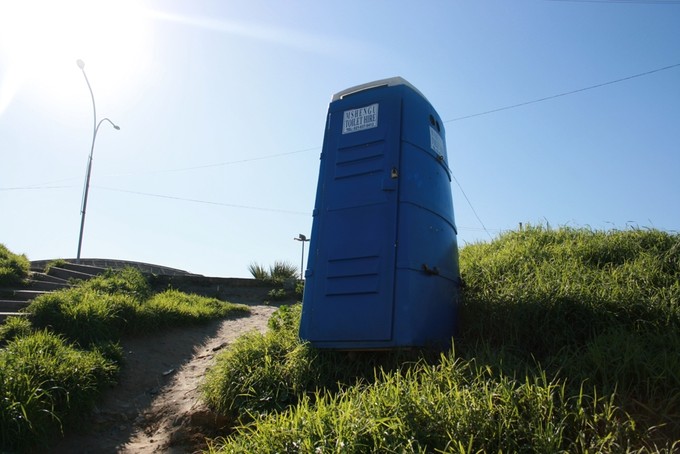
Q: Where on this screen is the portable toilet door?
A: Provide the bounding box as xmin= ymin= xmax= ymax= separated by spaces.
xmin=300 ymin=77 xmax=460 ymax=349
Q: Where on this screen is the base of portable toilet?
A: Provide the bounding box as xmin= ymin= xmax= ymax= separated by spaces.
xmin=299 ymin=77 xmax=461 ymax=350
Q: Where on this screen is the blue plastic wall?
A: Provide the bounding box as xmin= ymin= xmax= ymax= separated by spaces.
xmin=299 ymin=77 xmax=461 ymax=349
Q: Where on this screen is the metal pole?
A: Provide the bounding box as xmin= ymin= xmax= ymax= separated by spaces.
xmin=294 ymin=234 xmax=309 ymax=280
xmin=300 ymin=240 xmax=305 ymax=280
xmin=76 ymin=60 xmax=119 ymax=263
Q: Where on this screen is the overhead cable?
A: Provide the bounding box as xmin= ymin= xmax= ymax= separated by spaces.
xmin=95 ymin=186 xmax=310 ymax=216
xmin=444 ymin=62 xmax=680 ymax=123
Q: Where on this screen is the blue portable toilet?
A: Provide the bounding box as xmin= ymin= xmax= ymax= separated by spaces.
xmin=299 ymin=77 xmax=461 ymax=349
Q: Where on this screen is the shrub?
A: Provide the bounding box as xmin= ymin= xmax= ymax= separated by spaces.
xmin=248 ymin=261 xmax=299 ymax=284
xmin=0 ymin=244 xmax=30 ymax=287
xmin=268 ymin=261 xmax=298 ymax=283
xmin=247 ymin=262 xmax=268 ymax=281
xmin=266 ymin=288 xmax=288 ymax=302
xmin=0 ymin=316 xmax=34 ymax=346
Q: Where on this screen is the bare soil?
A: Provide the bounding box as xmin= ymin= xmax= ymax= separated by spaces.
xmin=51 ymin=301 xmax=278 ymax=454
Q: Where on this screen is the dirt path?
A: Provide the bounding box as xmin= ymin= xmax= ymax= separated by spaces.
xmin=52 ymin=304 xmax=278 ymax=454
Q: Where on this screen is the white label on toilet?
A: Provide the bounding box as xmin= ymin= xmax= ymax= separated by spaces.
xmin=342 ymin=103 xmax=379 ymax=134
xmin=430 ymin=126 xmax=444 ymax=154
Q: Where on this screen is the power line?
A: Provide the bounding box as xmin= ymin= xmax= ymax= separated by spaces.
xmin=0 ymin=185 xmax=76 ymax=191
xmin=6 ymin=63 xmax=678 ymax=189
xmin=7 ymin=64 xmax=677 ymax=239
xmin=450 ymin=173 xmax=494 ymax=241
xmin=120 ymin=146 xmax=321 ymax=177
xmin=444 ymin=62 xmax=680 ymax=123
xmin=546 ymin=0 xmax=680 ymax=4
xmin=0 ymin=147 xmax=321 ymax=191
xmin=95 ymin=186 xmax=310 ymax=216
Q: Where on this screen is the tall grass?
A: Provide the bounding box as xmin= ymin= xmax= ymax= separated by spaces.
xmin=459 ymin=226 xmax=680 ymax=427
xmin=459 ymin=226 xmax=679 ymax=353
xmin=0 ymin=243 xmax=30 ymax=287
xmin=204 ymin=226 xmax=680 ymax=452
xmin=202 ymin=304 xmax=421 ymax=419
xmin=210 ymin=358 xmax=639 ymax=453
xmin=0 ymin=330 xmax=119 ymax=452
xmin=27 ymin=268 xmax=249 ymax=346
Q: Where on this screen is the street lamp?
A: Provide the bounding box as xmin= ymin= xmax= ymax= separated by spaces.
xmin=75 ymin=59 xmax=120 ymax=264
xmin=293 ymin=234 xmax=310 ymax=280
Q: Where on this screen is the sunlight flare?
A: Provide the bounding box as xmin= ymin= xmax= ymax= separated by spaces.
xmin=0 ymin=0 xmax=151 ymax=114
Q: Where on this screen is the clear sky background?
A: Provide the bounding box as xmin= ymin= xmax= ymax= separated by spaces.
xmin=1 ymin=0 xmax=679 ymax=278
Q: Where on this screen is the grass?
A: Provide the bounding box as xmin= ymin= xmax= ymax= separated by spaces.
xmin=458 ymin=226 xmax=680 ymax=414
xmin=0 ymin=264 xmax=251 ymax=452
xmin=42 ymin=259 xmax=68 ymax=274
xmin=204 ymin=226 xmax=680 ymax=452
xmin=27 ymin=268 xmax=250 ymax=346
xmin=210 ymin=359 xmax=639 ymax=453
xmin=0 ymin=243 xmax=30 ymax=287
xmin=202 ymin=304 xmax=417 ymax=419
xmin=0 ymin=329 xmax=119 ymax=452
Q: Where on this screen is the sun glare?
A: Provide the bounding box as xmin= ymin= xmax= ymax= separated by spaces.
xmin=0 ymin=0 xmax=150 ymax=114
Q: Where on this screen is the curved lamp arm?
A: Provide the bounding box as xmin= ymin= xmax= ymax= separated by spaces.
xmin=76 ymin=60 xmax=120 ymax=263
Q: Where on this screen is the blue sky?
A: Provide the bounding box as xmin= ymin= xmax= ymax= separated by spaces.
xmin=1 ymin=0 xmax=679 ymax=277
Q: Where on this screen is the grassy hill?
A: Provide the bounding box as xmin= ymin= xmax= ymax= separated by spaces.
xmin=204 ymin=226 xmax=680 ymax=452
xmin=2 ymin=227 xmax=678 ymax=452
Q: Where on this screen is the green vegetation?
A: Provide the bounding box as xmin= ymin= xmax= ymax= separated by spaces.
xmin=247 ymin=262 xmax=269 ymax=281
xmin=203 ymin=304 xmax=427 ymax=419
xmin=249 ymin=260 xmax=301 ymax=302
xmin=27 ymin=268 xmax=249 ymax=346
xmin=0 ymin=316 xmax=33 ymax=344
xmin=459 ymin=226 xmax=680 ymax=407
xmin=295 ymin=280 xmax=305 ymax=298
xmin=202 ymin=304 xmax=311 ymax=417
xmin=266 ymin=288 xmax=289 ymax=301
xmin=205 ymin=226 xmax=680 ymax=452
xmin=0 ymin=243 xmax=30 ymax=287
xmin=0 ymin=329 xmax=119 ymax=452
xmin=248 ymin=260 xmax=299 ymax=284
xmin=42 ymin=258 xmax=68 ymax=274
xmin=0 ymin=266 xmax=250 ymax=452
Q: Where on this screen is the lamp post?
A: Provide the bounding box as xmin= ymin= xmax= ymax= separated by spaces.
xmin=293 ymin=234 xmax=310 ymax=280
xmin=75 ymin=59 xmax=120 ymax=264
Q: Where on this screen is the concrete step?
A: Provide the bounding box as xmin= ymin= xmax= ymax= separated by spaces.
xmin=0 ymin=299 xmax=31 ymax=312
xmin=47 ymin=266 xmax=100 ymax=282
xmin=0 ymin=312 xmax=27 ymax=323
xmin=28 ymin=280 xmax=70 ymax=292
xmin=0 ymin=290 xmax=48 ymax=302
xmin=59 ymin=262 xmax=108 ymax=277
xmin=31 ymin=272 xmax=70 ymax=285
xmin=1 ymin=263 xmax=114 ymax=327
